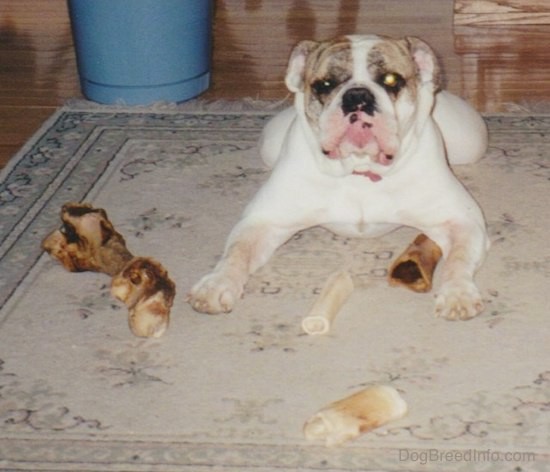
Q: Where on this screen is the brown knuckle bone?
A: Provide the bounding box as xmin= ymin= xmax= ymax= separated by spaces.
xmin=111 ymin=257 xmax=176 ymax=338
xmin=43 ymin=203 xmax=176 ymax=338
xmin=42 ymin=202 xmax=133 ymax=275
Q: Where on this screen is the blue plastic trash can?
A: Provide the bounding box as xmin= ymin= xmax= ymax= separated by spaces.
xmin=68 ymin=0 xmax=213 ymax=105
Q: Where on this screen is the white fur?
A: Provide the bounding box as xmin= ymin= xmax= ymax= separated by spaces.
xmin=433 ymin=91 xmax=489 ymax=165
xmin=188 ymin=36 xmax=490 ymax=320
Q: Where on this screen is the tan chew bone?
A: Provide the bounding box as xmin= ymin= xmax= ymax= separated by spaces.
xmin=303 ymin=385 xmax=407 ymax=446
xmin=301 ymin=271 xmax=354 ymax=335
xmin=388 ymin=233 xmax=442 ymax=293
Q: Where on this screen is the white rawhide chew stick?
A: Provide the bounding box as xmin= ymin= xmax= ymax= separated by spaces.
xmin=303 ymin=385 xmax=407 ymax=447
xmin=301 ymin=271 xmax=354 ymax=335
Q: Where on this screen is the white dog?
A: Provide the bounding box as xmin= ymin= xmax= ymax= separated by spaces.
xmin=188 ymin=35 xmax=490 ymax=321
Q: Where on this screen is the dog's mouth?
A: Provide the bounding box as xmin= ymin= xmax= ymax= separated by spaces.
xmin=321 ymin=111 xmax=396 ymax=166
xmin=351 ymin=169 xmax=383 ymax=182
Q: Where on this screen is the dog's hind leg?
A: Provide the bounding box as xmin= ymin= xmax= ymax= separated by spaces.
xmin=258 ymin=107 xmax=296 ymax=168
xmin=433 ymin=91 xmax=488 ymax=165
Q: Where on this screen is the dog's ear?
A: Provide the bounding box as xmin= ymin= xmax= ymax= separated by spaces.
xmin=285 ymin=40 xmax=319 ymax=93
xmin=406 ymin=37 xmax=442 ymax=92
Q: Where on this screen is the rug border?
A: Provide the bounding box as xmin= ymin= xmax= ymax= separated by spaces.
xmin=1 ymin=103 xmax=549 ymax=472
xmin=63 ymin=97 xmax=292 ymax=114
xmin=0 ymin=108 xmax=68 ymax=182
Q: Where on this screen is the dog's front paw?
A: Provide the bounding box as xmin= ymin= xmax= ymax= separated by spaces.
xmin=187 ymin=272 xmax=243 ymax=314
xmin=434 ymin=281 xmax=484 ymax=321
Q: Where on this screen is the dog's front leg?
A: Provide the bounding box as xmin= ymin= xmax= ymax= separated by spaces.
xmin=431 ymin=221 xmax=489 ymax=321
xmin=187 ymin=221 xmax=296 ymax=314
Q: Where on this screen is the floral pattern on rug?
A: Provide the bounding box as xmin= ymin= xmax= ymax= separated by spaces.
xmin=0 ymin=108 xmax=549 ymax=471
xmin=0 ymin=359 xmax=109 ymax=433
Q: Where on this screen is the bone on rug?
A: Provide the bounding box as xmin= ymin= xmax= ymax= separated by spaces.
xmin=303 ymin=385 xmax=408 ymax=446
xmin=42 ymin=202 xmax=176 ymax=338
xmin=301 ymin=234 xmax=441 ymax=335
xmin=301 ymin=270 xmax=354 ymax=335
xmin=388 ymin=233 xmax=442 ymax=293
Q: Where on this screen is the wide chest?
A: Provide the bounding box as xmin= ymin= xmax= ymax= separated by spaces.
xmin=319 ymin=184 xmax=403 ymax=237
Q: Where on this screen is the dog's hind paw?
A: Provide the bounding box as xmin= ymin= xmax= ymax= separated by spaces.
xmin=187 ymin=273 xmax=242 ymax=314
xmin=434 ymin=281 xmax=484 ymax=321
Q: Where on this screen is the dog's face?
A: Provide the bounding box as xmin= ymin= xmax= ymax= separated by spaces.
xmin=286 ymin=35 xmax=441 ymax=179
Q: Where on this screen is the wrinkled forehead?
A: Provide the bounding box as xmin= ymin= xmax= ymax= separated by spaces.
xmin=306 ymin=35 xmax=415 ymax=82
xmin=304 ymin=37 xmax=353 ymax=82
xmin=365 ymin=37 xmax=416 ymax=78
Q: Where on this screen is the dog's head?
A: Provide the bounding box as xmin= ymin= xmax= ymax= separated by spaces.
xmin=286 ymin=35 xmax=441 ymax=179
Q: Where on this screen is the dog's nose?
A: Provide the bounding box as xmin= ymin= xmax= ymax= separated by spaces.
xmin=342 ymin=88 xmax=377 ymax=116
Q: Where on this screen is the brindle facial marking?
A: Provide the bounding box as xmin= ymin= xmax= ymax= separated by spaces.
xmin=367 ymin=39 xmax=418 ymax=101
xmin=303 ymin=38 xmax=353 ymax=127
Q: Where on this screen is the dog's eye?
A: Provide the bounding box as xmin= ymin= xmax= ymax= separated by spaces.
xmin=379 ymin=72 xmax=405 ymax=93
xmin=311 ymin=78 xmax=338 ymax=96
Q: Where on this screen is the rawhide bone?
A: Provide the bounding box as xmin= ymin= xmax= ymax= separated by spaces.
xmin=303 ymin=385 xmax=407 ymax=447
xmin=388 ymin=234 xmax=442 ymax=293
xmin=301 ymin=271 xmax=354 ymax=335
xmin=42 ymin=202 xmax=176 ymax=337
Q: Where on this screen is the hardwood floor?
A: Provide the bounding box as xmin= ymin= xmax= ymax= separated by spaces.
xmin=1 ymin=0 xmax=549 ymax=169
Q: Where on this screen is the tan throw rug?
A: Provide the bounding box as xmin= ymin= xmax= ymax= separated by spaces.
xmin=0 ymin=102 xmax=548 ymax=471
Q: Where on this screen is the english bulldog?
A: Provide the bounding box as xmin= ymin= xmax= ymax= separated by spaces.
xmin=187 ymin=35 xmax=490 ymax=321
